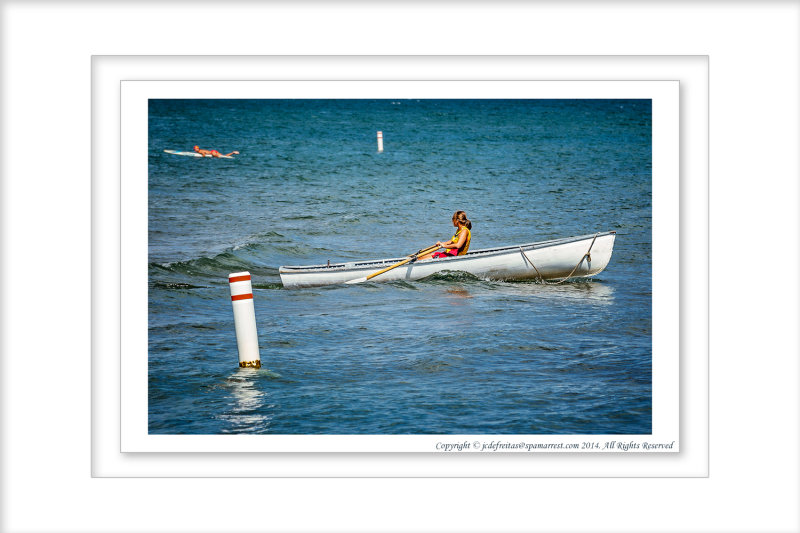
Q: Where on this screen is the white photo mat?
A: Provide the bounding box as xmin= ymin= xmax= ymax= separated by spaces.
xmin=122 ymin=79 xmax=678 ymax=453
xmin=94 ymin=56 xmax=706 ymax=476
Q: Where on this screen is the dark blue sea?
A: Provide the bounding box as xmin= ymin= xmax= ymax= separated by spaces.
xmin=148 ymin=99 xmax=652 ymax=435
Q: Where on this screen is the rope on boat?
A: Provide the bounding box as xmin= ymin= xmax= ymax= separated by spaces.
xmin=519 ymin=246 xmax=546 ymax=282
xmin=519 ymin=233 xmax=599 ymax=285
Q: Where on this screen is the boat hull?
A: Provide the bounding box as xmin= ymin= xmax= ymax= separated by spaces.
xmin=279 ymin=231 xmax=616 ymax=288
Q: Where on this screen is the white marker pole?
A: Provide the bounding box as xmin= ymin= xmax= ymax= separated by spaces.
xmin=228 ymin=272 xmax=261 ymax=368
xmin=377 ymin=130 xmax=383 ymax=152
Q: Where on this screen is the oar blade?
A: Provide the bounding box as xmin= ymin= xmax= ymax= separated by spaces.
xmin=344 ymin=276 xmax=368 ymax=285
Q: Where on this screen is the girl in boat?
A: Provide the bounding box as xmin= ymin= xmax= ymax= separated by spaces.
xmin=193 ymin=145 xmax=240 ymax=158
xmin=419 ymin=210 xmax=472 ymax=260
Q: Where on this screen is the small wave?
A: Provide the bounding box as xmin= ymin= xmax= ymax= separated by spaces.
xmin=151 ymin=281 xmax=206 ymax=290
xmin=408 ymin=359 xmax=452 ymax=373
xmin=150 ymin=251 xmax=279 ymax=281
xmin=503 ymin=275 xmax=598 ymax=285
xmin=231 ymin=231 xmax=290 ymax=250
xmin=252 ymin=282 xmax=284 ymax=290
xmin=225 ymin=367 xmax=290 ymax=381
xmin=418 ymin=270 xmax=482 ymax=284
xmin=384 ymin=280 xmax=420 ymax=290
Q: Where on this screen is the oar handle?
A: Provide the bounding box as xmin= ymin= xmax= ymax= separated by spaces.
xmin=418 ymin=243 xmax=442 ymax=256
xmin=413 ymin=243 xmax=441 ymax=257
xmin=364 ymin=244 xmax=440 ymax=281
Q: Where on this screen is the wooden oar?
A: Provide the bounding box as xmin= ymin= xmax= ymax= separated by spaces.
xmin=345 ymin=244 xmax=440 ymax=285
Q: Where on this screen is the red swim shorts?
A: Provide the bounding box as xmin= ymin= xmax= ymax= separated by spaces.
xmin=431 ymin=249 xmax=458 ymax=259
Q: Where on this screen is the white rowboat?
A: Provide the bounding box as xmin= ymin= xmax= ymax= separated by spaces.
xmin=279 ymin=231 xmax=616 ymax=289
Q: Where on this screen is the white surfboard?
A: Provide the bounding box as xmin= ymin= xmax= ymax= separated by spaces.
xmin=163 ymin=150 xmax=235 ymax=159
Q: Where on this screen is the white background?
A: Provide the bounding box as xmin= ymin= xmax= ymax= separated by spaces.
xmin=2 ymin=2 xmax=798 ymax=533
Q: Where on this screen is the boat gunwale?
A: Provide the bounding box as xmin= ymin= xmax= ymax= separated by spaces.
xmin=279 ymin=231 xmax=616 ymax=274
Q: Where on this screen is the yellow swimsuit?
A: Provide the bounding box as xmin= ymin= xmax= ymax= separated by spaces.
xmin=438 ymin=227 xmax=471 ymax=256
xmin=454 ymin=227 xmax=471 ymax=255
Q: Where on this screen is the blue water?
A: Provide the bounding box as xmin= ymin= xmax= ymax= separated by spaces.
xmin=148 ymin=99 xmax=652 ymax=435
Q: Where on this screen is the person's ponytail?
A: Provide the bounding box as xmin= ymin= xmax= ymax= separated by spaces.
xmin=453 ymin=210 xmax=472 ymax=230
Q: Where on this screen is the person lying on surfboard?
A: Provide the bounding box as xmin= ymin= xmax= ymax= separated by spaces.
xmin=193 ymin=145 xmax=240 ymax=158
xmin=417 ymin=210 xmax=472 ymax=260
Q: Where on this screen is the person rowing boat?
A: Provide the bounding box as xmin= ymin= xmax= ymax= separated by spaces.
xmin=418 ymin=210 xmax=472 ymax=260
xmin=193 ymin=145 xmax=239 ymax=158
xmin=281 ymin=231 xmax=617 ymax=288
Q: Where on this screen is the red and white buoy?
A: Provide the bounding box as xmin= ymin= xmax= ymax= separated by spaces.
xmin=228 ymin=272 xmax=261 ymax=368
xmin=377 ymin=130 xmax=383 ymax=153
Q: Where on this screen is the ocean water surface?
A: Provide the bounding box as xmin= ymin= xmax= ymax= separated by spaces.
xmin=148 ymin=99 xmax=652 ymax=434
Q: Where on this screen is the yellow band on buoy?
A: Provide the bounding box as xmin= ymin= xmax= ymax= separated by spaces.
xmin=239 ymin=360 xmax=261 ymax=368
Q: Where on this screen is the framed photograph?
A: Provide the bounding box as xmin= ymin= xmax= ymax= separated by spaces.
xmin=122 ymin=80 xmax=679 ymax=455
xmin=94 ymin=56 xmax=709 ymax=481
